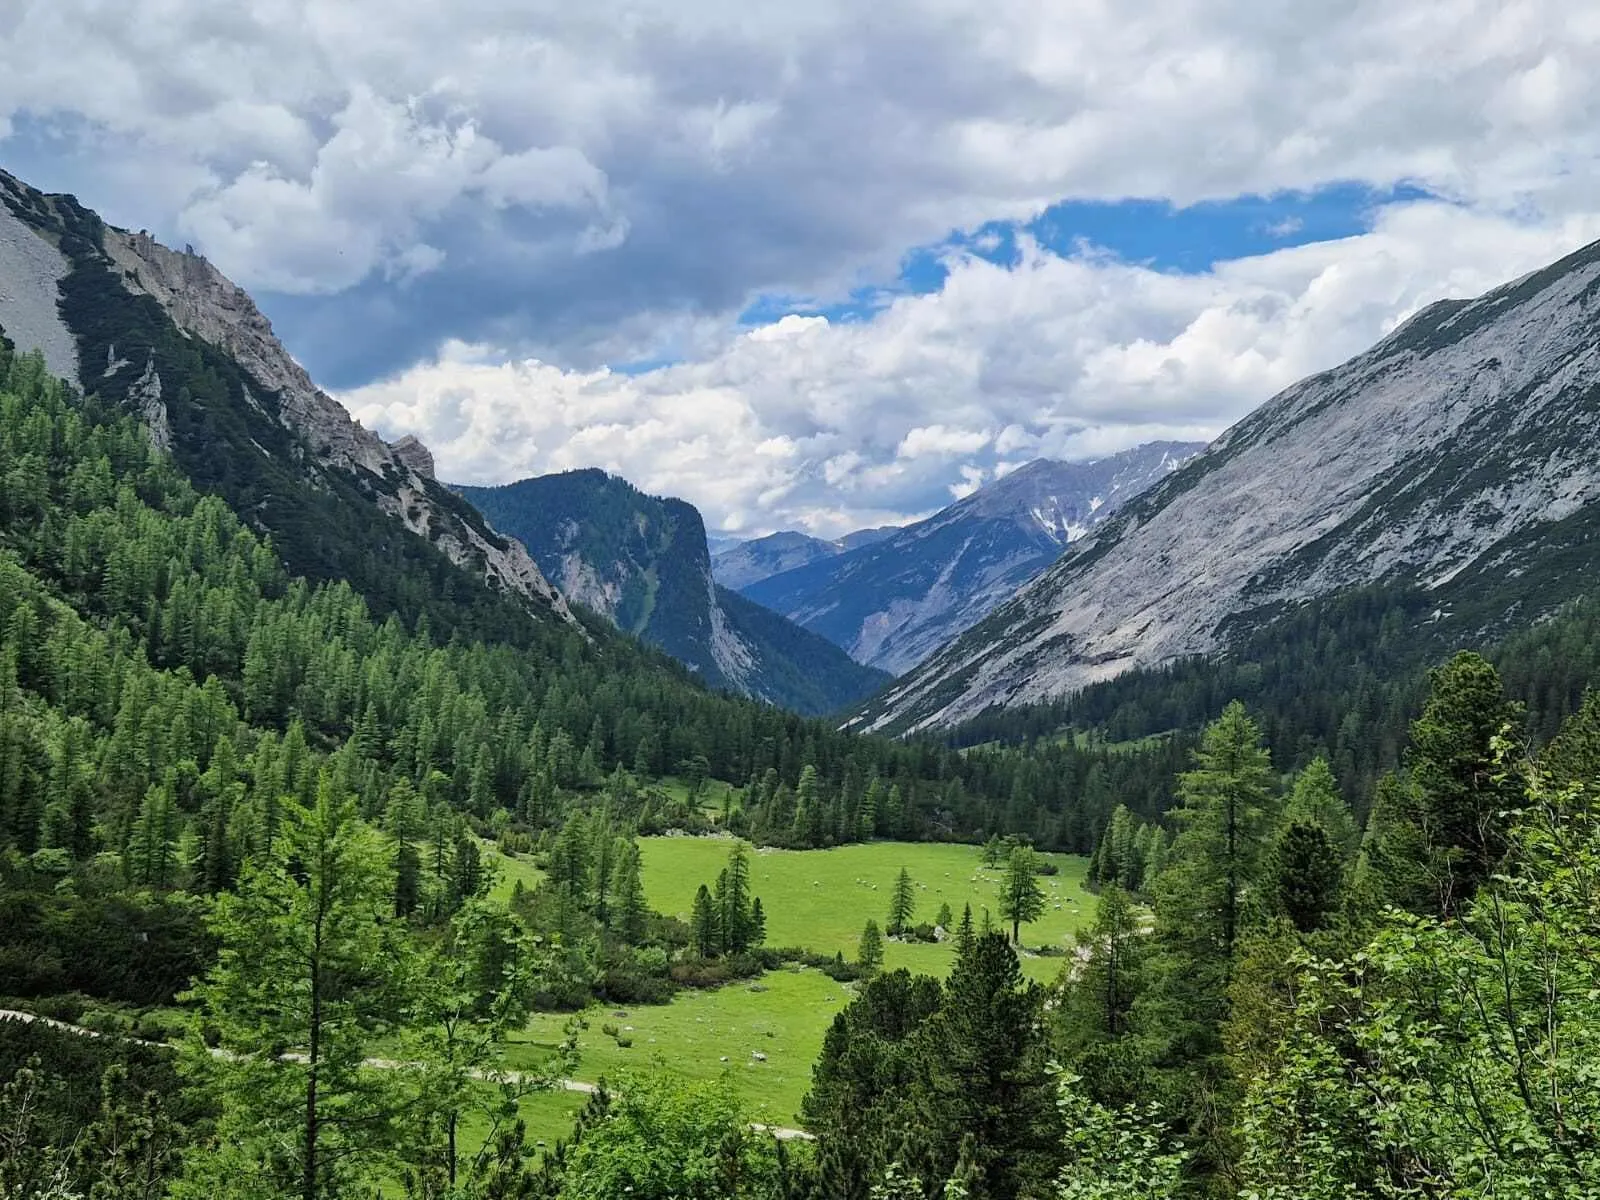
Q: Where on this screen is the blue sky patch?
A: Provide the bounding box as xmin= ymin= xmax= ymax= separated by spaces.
xmin=738 ymin=181 xmax=1437 ymax=329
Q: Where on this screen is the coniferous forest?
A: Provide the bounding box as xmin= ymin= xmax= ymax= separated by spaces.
xmin=2 ymin=328 xmax=1600 ymax=1200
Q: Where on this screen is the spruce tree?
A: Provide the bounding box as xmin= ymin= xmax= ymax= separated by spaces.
xmin=998 ymin=846 xmax=1045 ymax=945
xmin=887 ymin=867 xmax=916 ymax=936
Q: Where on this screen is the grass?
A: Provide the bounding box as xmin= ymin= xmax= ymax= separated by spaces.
xmin=508 ymin=966 xmax=852 ymax=1129
xmin=500 ymin=837 xmax=1094 ymax=1136
xmin=483 ymin=839 xmax=544 ymax=906
xmin=637 ymin=836 xmax=1094 ymax=982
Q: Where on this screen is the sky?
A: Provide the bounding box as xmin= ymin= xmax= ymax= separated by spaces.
xmin=4 ymin=0 xmax=1600 ymax=537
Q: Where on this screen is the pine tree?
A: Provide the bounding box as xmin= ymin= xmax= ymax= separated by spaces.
xmin=998 ymin=846 xmax=1045 ymax=945
xmin=691 ymin=884 xmax=720 ymax=958
xmin=887 ymin=867 xmax=916 ymax=936
xmin=914 ymin=933 xmax=1060 ymax=1194
xmin=1272 ymin=820 xmax=1342 ymax=933
xmin=857 ymin=920 xmax=884 ymax=975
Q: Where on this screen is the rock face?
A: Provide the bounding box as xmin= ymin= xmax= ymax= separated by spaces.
xmin=458 ymin=470 xmax=891 ymax=715
xmin=857 ymin=238 xmax=1600 ymax=733
xmin=741 ymin=444 xmax=1202 ymax=674
xmin=0 ymin=183 xmax=80 ymax=388
xmin=0 ymin=168 xmax=568 ymax=622
xmin=387 ymin=434 xmax=436 ymax=479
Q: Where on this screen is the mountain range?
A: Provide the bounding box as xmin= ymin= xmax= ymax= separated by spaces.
xmin=737 ymin=445 xmax=1202 ymax=674
xmin=711 ymin=527 xmax=898 ymax=591
xmin=456 ymin=471 xmax=890 ymax=714
xmin=856 ymin=239 xmax=1600 ymax=733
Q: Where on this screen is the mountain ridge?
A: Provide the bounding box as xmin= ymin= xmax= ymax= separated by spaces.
xmin=856 ymin=235 xmax=1600 ymax=733
xmin=0 ymin=167 xmax=573 ymax=634
xmin=457 ymin=469 xmax=891 ymax=714
xmin=739 ymin=443 xmax=1202 ymax=673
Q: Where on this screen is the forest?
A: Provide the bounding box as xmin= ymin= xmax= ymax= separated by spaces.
xmin=2 ymin=333 xmax=1598 ymax=1199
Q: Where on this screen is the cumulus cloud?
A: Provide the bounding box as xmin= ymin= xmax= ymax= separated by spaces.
xmin=4 ymin=0 xmax=1600 ymax=367
xmin=343 ymin=198 xmax=1600 ymax=535
xmin=5 ymin=0 xmax=1600 ymax=531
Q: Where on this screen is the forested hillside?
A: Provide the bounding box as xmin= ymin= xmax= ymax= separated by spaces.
xmin=4 ymin=328 xmax=1599 ymax=1197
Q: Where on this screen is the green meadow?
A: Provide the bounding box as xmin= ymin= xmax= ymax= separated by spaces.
xmin=497 ymin=837 xmax=1094 ymax=1133
xmin=637 ymin=836 xmax=1093 ymax=981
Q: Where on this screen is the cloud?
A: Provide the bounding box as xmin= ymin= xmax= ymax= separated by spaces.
xmin=343 ymin=197 xmax=1600 ymax=536
xmin=3 ymin=0 xmax=1600 ymax=383
xmin=897 ymin=425 xmax=993 ymax=460
xmin=6 ymin=0 xmax=1600 ymax=534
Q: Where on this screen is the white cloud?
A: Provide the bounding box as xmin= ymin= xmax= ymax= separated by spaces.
xmin=897 ymin=425 xmax=993 ymax=460
xmin=6 ymin=0 xmax=1600 ymax=533
xmin=344 ymin=198 xmax=1600 ymax=535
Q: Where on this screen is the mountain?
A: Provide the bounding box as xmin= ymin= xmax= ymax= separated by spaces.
xmin=0 ymin=168 xmax=571 ymax=643
xmin=712 ymin=531 xmax=844 ymax=590
xmin=711 ymin=526 xmax=899 ymax=590
xmin=857 ymin=238 xmax=1600 ymax=733
xmin=457 ymin=470 xmax=891 ymax=714
xmin=740 ymin=444 xmax=1202 ymax=674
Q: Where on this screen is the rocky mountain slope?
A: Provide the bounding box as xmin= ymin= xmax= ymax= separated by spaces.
xmin=0 ymin=168 xmax=570 ymax=635
xmin=856 ymin=238 xmax=1600 ymax=733
xmin=741 ymin=444 xmax=1201 ymax=674
xmin=458 ymin=470 xmax=890 ymax=714
xmin=711 ymin=526 xmax=898 ymax=590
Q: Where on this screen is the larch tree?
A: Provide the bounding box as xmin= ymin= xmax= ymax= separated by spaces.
xmin=858 ymin=919 xmax=885 ymax=975
xmin=887 ymin=867 xmax=916 ymax=936
xmin=175 ymin=778 xmax=412 ymax=1200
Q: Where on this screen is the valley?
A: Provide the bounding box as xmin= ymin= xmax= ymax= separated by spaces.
xmin=2 ymin=155 xmax=1599 ymax=1200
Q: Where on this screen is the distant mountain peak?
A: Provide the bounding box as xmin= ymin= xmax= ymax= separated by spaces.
xmin=457 ymin=472 xmax=889 ymax=715
xmin=738 ymin=441 xmax=1203 ymax=674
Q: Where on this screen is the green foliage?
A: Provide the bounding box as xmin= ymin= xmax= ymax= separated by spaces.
xmin=1053 ymin=886 xmax=1145 ymax=1105
xmin=1054 ymin=1073 xmax=1187 ymax=1200
xmin=998 ymin=845 xmax=1046 ymax=944
xmin=886 ymin=867 xmax=915 ymax=937
xmin=857 ymin=920 xmax=884 ymax=976
xmin=1270 ymin=822 xmax=1342 ymax=933
xmin=1241 ymin=772 xmax=1600 ymax=1197
xmin=552 ymin=1072 xmax=782 ymax=1199
xmin=175 ymin=782 xmax=411 ymax=1200
xmin=1363 ymin=652 xmax=1523 ymax=918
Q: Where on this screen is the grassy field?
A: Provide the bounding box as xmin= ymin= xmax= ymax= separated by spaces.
xmin=508 ymin=965 xmax=853 ymax=1129
xmin=499 ymin=837 xmax=1094 ymax=1135
xmin=637 ymin=836 xmax=1093 ymax=982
